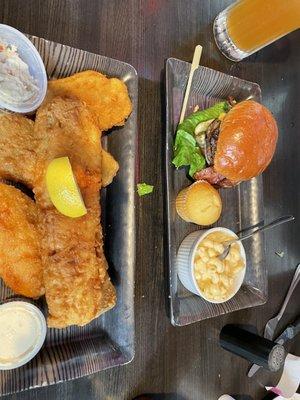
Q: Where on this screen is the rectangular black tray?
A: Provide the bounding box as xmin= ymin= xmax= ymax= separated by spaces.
xmin=165 ymin=58 xmax=267 ymax=326
xmin=0 ymin=35 xmax=137 ymax=395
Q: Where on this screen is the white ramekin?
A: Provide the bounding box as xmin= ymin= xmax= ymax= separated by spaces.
xmin=177 ymin=227 xmax=246 ymax=303
xmin=0 ymin=300 xmax=47 ymax=370
xmin=0 ymin=24 xmax=47 ymax=113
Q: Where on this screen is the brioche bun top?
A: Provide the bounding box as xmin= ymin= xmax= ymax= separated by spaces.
xmin=214 ymin=100 xmax=278 ymax=182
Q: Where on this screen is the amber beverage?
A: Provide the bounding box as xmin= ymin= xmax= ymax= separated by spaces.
xmin=214 ymin=0 xmax=300 ymax=61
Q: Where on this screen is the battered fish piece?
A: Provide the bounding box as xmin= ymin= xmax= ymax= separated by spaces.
xmin=102 ymin=149 xmax=119 ymax=187
xmin=0 ymin=113 xmax=37 ymax=187
xmin=0 ymin=183 xmax=44 ymax=298
xmin=46 ymin=70 xmax=132 ymax=131
xmin=34 ymin=97 xmax=116 ymax=328
xmin=0 ymin=109 xmax=119 ymax=189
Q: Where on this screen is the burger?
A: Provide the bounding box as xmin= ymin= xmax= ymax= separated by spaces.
xmin=172 ymin=99 xmax=278 ymax=187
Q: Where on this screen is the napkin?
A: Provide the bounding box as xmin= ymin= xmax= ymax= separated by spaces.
xmin=266 ymin=353 xmax=300 ymax=398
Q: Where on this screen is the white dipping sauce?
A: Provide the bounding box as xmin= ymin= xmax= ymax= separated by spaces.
xmin=0 ymin=301 xmax=46 ymax=370
xmin=0 ymin=42 xmax=39 ymax=104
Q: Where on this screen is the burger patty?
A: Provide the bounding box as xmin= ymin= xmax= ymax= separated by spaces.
xmin=205 ymin=119 xmax=221 ymax=165
xmin=194 ymin=166 xmax=236 ymax=188
xmin=196 ymin=115 xmax=238 ymax=188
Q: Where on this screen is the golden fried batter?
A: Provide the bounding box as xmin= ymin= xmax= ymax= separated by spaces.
xmin=46 ymin=70 xmax=132 ymax=131
xmin=34 ymin=97 xmax=116 ymax=328
xmin=0 ymin=113 xmax=37 ymax=187
xmin=102 ymin=149 xmax=119 ymax=187
xmin=0 ymin=67 xmax=129 ymax=325
xmin=0 ymin=183 xmax=44 ymax=298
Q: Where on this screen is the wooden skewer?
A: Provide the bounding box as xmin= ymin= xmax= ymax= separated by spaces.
xmin=179 ymin=45 xmax=203 ymax=123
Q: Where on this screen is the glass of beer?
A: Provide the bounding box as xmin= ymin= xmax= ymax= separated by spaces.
xmin=213 ymin=0 xmax=300 ymax=61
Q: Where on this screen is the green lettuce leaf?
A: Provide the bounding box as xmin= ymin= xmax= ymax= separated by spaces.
xmin=172 ymin=101 xmax=230 ymax=177
xmin=172 ymin=130 xmax=205 ymax=177
xmin=178 ymin=101 xmax=230 ymax=135
xmin=137 ymin=183 xmax=154 ymax=196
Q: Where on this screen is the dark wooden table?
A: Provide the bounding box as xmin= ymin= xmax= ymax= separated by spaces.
xmin=0 ymin=1 xmax=299 ymax=399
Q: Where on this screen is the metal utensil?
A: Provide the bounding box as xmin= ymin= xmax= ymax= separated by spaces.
xmin=248 ymin=315 xmax=300 ymax=377
xmin=247 ymin=264 xmax=300 ymax=377
xmin=275 ymin=316 xmax=300 ymax=345
xmin=219 ymin=215 xmax=295 ymax=260
xmin=264 ymin=263 xmax=300 ymax=340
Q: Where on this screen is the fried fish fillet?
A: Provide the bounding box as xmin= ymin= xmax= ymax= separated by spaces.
xmin=102 ymin=149 xmax=119 ymax=187
xmin=34 ymin=97 xmax=116 ymax=328
xmin=0 ymin=113 xmax=37 ymax=187
xmin=0 ymin=183 xmax=44 ymax=298
xmin=46 ymin=70 xmax=132 ymax=131
xmin=0 ymin=108 xmax=120 ymax=189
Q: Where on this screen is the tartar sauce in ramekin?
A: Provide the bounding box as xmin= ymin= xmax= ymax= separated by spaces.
xmin=0 ymin=42 xmax=39 ymax=104
xmin=0 ymin=301 xmax=46 ymax=370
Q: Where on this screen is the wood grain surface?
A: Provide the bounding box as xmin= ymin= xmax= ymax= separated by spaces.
xmin=0 ymin=1 xmax=299 ymax=399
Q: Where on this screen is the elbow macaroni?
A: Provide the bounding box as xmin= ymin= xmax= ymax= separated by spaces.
xmin=194 ymin=231 xmax=245 ymax=301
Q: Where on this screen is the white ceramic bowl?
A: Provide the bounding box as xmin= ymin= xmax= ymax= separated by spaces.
xmin=0 ymin=24 xmax=47 ymax=113
xmin=177 ymin=227 xmax=246 ymax=303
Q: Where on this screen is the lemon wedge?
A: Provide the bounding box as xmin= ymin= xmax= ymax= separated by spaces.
xmin=46 ymin=157 xmax=87 ymax=218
